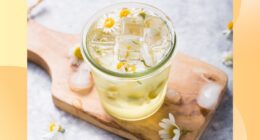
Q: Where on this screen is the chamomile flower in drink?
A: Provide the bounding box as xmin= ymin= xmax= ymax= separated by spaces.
xmin=81 ymin=3 xmax=176 ymax=121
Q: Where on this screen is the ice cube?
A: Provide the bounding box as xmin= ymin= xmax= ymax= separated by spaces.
xmin=151 ymin=40 xmax=171 ymax=63
xmin=87 ymin=29 xmax=115 ymax=66
xmin=140 ymin=44 xmax=155 ymax=67
xmin=92 ymin=48 xmax=114 ymax=68
xmin=121 ymin=18 xmax=144 ymax=36
xmin=90 ymin=44 xmax=114 ymax=56
xmin=89 ymin=29 xmax=115 ymax=45
xmin=115 ymin=35 xmax=143 ymax=61
xmin=134 ymin=61 xmax=147 ymax=72
xmin=144 ymin=16 xmax=170 ymax=46
xmin=88 ymin=43 xmax=114 ymax=68
xmin=141 ymin=39 xmax=171 ymax=66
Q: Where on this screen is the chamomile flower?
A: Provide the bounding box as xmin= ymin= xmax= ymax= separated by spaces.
xmin=119 ymin=8 xmax=132 ymax=18
xmin=159 ymin=113 xmax=180 ymax=140
xmin=42 ymin=122 xmax=65 ymax=140
xmin=116 ymin=61 xmax=137 ymax=72
xmin=222 ymin=51 xmax=233 ymax=67
xmin=132 ymin=8 xmax=153 ymax=20
xmin=223 ymin=21 xmax=233 ymax=40
xmin=97 ymin=13 xmax=120 ymax=34
xmin=68 ymin=44 xmax=84 ymax=67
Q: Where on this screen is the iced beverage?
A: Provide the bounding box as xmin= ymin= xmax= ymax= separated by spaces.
xmin=81 ymin=3 xmax=176 ymax=120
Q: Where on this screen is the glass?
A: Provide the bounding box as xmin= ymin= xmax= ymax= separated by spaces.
xmin=81 ymin=2 xmax=176 ymax=121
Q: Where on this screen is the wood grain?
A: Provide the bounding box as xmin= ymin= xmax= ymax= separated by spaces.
xmin=27 ymin=20 xmax=228 ymax=140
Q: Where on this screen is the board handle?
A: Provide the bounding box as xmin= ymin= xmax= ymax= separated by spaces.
xmin=27 ymin=20 xmax=79 ymax=79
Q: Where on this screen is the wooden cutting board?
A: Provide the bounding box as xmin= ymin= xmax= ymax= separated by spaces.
xmin=27 ymin=20 xmax=227 ymax=140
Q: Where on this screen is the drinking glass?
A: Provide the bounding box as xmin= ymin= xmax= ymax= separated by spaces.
xmin=81 ymin=2 xmax=176 ymax=121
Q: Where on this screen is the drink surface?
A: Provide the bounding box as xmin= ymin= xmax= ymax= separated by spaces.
xmin=86 ymin=7 xmax=172 ymax=73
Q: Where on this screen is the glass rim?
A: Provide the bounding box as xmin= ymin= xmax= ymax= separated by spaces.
xmin=81 ymin=2 xmax=177 ymax=78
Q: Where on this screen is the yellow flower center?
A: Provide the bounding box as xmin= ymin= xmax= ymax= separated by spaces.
xmin=74 ymin=47 xmax=83 ymax=60
xmin=104 ymin=18 xmax=115 ymax=28
xmin=227 ymin=21 xmax=233 ymax=30
xmin=120 ymin=8 xmax=131 ymax=18
xmin=117 ymin=62 xmax=126 ymax=69
xmin=167 ymin=125 xmax=177 ymax=137
xmin=49 ymin=123 xmax=56 ymax=132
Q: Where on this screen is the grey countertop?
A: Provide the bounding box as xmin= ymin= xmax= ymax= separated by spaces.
xmin=28 ymin=0 xmax=233 ymax=139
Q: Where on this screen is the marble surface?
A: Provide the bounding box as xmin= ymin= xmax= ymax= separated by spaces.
xmin=27 ymin=0 xmax=233 ymax=140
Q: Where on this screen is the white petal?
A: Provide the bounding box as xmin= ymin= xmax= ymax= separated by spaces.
xmin=165 ymin=119 xmax=173 ymax=125
xmin=161 ymin=118 xmax=169 ymax=123
xmin=222 ymin=30 xmax=231 ymax=35
xmin=69 ymin=56 xmax=81 ymax=66
xmin=42 ymin=132 xmax=58 ymax=140
xmin=68 ymin=46 xmax=75 ymax=58
xmin=172 ymin=129 xmax=181 ymax=140
xmin=159 ymin=122 xmax=169 ymax=129
xmin=222 ymin=30 xmax=233 ymax=39
xmin=160 ymin=134 xmax=171 ymax=139
xmin=159 ymin=130 xmax=168 ymax=135
xmin=169 ymin=113 xmax=176 ymax=123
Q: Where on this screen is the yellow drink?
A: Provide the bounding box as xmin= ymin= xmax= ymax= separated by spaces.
xmin=93 ymin=66 xmax=170 ymax=120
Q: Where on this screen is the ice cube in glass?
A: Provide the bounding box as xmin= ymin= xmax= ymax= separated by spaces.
xmin=140 ymin=44 xmax=155 ymax=67
xmin=87 ymin=29 xmax=115 ymax=67
xmin=89 ymin=28 xmax=115 ymax=45
xmin=144 ymin=16 xmax=170 ymax=46
xmin=115 ymin=35 xmax=143 ymax=61
xmin=121 ymin=18 xmax=144 ymax=36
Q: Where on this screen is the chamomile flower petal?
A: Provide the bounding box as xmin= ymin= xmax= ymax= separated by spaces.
xmin=159 ymin=130 xmax=168 ymax=135
xmin=159 ymin=122 xmax=169 ymax=129
xmin=169 ymin=113 xmax=176 ymax=123
xmin=42 ymin=131 xmax=58 ymax=140
xmin=162 ymin=118 xmax=169 ymax=123
xmin=172 ymin=129 xmax=181 ymax=140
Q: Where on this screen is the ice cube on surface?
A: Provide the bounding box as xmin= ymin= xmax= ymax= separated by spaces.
xmin=115 ymin=35 xmax=143 ymax=61
xmin=144 ymin=16 xmax=170 ymax=46
xmin=121 ymin=18 xmax=144 ymax=36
